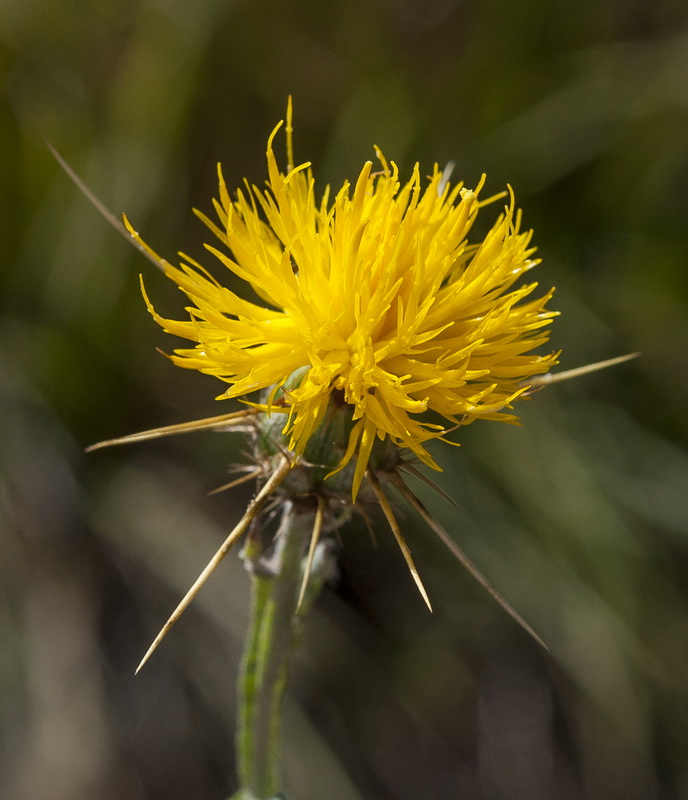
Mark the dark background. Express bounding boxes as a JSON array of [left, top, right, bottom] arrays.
[[2, 1, 688, 798]]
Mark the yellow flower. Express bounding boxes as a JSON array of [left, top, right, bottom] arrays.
[[53, 105, 636, 671], [137, 104, 558, 500]]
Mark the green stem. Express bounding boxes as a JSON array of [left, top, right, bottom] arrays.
[[235, 500, 320, 800]]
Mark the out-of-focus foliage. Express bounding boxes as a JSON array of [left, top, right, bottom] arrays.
[[1, 1, 687, 798]]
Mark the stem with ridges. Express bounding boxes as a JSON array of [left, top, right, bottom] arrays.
[[235, 499, 319, 799]]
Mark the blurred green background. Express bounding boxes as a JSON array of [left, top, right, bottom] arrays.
[[2, 1, 688, 798]]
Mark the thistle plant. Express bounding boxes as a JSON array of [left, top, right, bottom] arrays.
[[55, 100, 636, 800]]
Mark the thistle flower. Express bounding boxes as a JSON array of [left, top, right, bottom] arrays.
[[135, 102, 559, 500], [72, 101, 569, 669], [52, 105, 638, 798]]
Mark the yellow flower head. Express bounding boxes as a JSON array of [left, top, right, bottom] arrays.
[[141, 102, 558, 499]]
